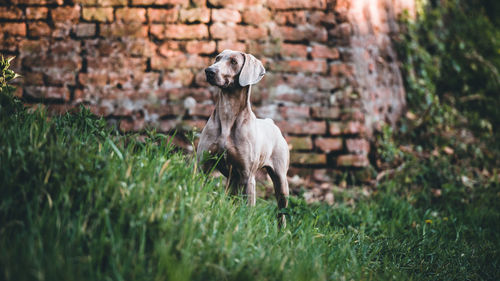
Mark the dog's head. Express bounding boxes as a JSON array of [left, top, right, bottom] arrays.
[[205, 50, 265, 89]]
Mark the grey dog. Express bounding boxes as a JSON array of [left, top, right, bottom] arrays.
[[197, 50, 290, 227]]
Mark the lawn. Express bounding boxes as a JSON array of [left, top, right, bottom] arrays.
[[1, 92, 498, 281]]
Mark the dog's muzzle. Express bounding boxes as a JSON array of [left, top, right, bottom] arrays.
[[205, 67, 216, 84]]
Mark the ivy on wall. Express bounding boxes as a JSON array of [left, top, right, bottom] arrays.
[[396, 0, 500, 141]]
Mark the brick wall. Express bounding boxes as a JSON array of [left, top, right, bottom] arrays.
[[1, 0, 414, 200]]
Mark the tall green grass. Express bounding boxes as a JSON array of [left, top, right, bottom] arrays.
[[1, 92, 499, 280]]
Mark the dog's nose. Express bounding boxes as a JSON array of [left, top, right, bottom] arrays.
[[205, 67, 216, 78]]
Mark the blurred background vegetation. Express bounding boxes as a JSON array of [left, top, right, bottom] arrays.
[[396, 0, 499, 145], [374, 0, 499, 195]]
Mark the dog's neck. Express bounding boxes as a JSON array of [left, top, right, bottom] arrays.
[[214, 85, 255, 140]]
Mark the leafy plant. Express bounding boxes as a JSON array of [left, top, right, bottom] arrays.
[[396, 0, 500, 141]]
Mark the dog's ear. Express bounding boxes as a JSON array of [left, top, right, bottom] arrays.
[[239, 53, 265, 87]]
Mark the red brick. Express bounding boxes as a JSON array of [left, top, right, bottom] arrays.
[[329, 22, 351, 45], [274, 11, 306, 25], [242, 7, 270, 25], [161, 69, 194, 86], [188, 104, 214, 117], [151, 24, 208, 40], [28, 22, 51, 37], [51, 39, 81, 55], [279, 106, 309, 119], [145, 104, 184, 117], [0, 7, 23, 20], [329, 63, 354, 77], [151, 53, 208, 70], [191, 0, 206, 7], [101, 22, 148, 37], [86, 56, 145, 72], [340, 108, 365, 121], [126, 39, 156, 57], [24, 72, 45, 86], [290, 152, 326, 165], [75, 0, 127, 5], [148, 9, 178, 23], [194, 70, 210, 87], [209, 22, 236, 40], [52, 6, 81, 22], [75, 23, 96, 37], [24, 86, 70, 101], [87, 103, 113, 116], [217, 40, 246, 52], [315, 137, 342, 153], [336, 154, 369, 167], [1, 23, 26, 36], [180, 8, 210, 23], [321, 12, 336, 26], [51, 22, 71, 38], [273, 25, 327, 42], [304, 11, 335, 26], [45, 70, 77, 86], [318, 76, 342, 90], [212, 9, 241, 22], [311, 106, 340, 119], [346, 139, 370, 155], [116, 8, 147, 22], [24, 56, 82, 77], [235, 25, 267, 40], [26, 7, 48, 20], [120, 119, 147, 132], [158, 41, 181, 57], [268, 0, 326, 9], [131, 0, 188, 6], [311, 44, 340, 59], [281, 43, 308, 58], [343, 121, 365, 135], [286, 136, 313, 150], [163, 88, 211, 101], [186, 41, 216, 54], [329, 121, 342, 135], [79, 73, 108, 86], [82, 8, 114, 22], [19, 39, 49, 54], [207, 0, 257, 10], [0, 36, 20, 52], [158, 120, 178, 133], [276, 120, 326, 135], [271, 60, 327, 74], [12, 0, 63, 4], [247, 41, 281, 56]]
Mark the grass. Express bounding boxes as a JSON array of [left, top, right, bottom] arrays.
[[0, 95, 499, 281]]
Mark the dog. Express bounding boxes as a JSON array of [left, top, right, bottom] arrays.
[[197, 50, 290, 227]]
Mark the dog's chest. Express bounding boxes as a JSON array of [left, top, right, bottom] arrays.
[[208, 137, 235, 156]]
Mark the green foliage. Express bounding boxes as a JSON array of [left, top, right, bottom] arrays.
[[371, 3, 500, 279], [0, 56, 20, 89], [0, 56, 23, 114], [397, 0, 500, 140], [1, 86, 499, 280]]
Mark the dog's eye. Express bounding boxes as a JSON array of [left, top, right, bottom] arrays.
[[215, 56, 221, 62], [230, 58, 237, 65]]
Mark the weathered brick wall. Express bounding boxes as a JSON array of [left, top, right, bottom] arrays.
[[1, 0, 414, 199]]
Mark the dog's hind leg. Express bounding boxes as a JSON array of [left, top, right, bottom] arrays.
[[266, 166, 289, 228]]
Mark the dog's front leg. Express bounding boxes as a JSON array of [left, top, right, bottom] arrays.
[[243, 175, 256, 206]]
